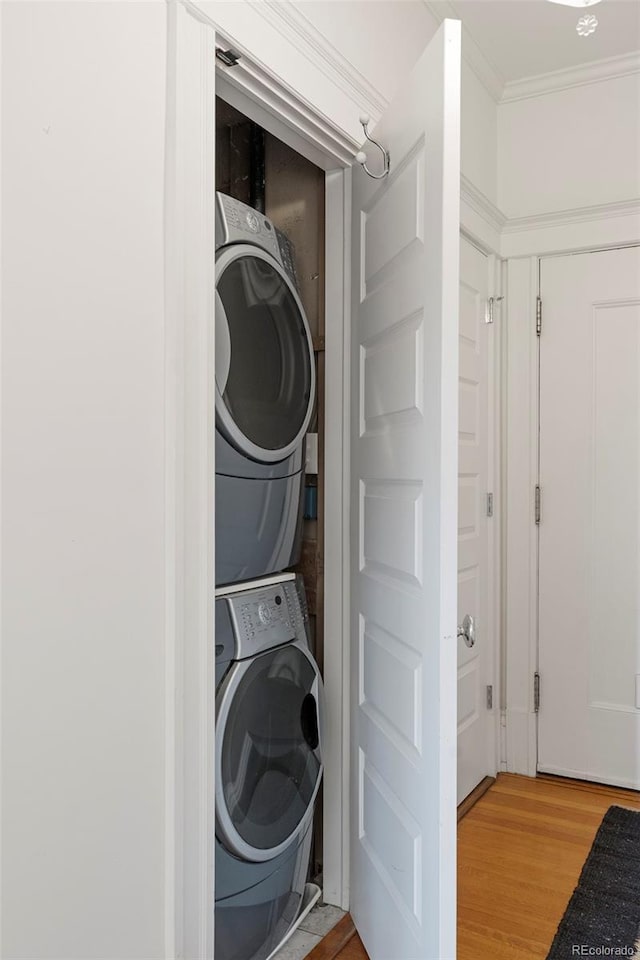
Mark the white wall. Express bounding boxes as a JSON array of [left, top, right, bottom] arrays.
[[498, 73, 640, 219], [1, 3, 168, 957], [461, 60, 497, 205]]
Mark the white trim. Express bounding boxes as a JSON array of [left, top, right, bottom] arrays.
[[501, 199, 640, 259], [505, 708, 538, 777], [502, 50, 640, 104], [487, 252, 503, 780], [322, 167, 352, 911], [165, 3, 216, 957], [460, 175, 505, 256], [214, 56, 357, 170], [538, 765, 640, 792], [164, 8, 179, 954], [503, 197, 640, 234], [461, 175, 506, 235], [209, 14, 358, 169], [503, 257, 539, 779], [0, 4, 3, 954], [252, 0, 387, 119], [426, 2, 639, 105]]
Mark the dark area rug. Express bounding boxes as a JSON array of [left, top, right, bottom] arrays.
[[546, 805, 640, 959]]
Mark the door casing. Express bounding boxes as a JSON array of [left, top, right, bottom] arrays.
[[167, 5, 503, 955]]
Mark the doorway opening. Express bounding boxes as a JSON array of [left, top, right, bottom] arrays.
[[215, 96, 329, 887]]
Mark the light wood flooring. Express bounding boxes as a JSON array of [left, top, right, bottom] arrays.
[[308, 773, 640, 960], [458, 773, 640, 960]]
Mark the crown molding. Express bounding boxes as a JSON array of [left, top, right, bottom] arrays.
[[501, 197, 640, 257], [423, 0, 504, 103], [501, 51, 640, 103], [502, 196, 640, 234], [250, 0, 388, 120], [461, 174, 506, 234]]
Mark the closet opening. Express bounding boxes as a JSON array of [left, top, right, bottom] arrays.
[[215, 96, 328, 887]]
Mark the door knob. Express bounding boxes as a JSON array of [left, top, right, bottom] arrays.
[[457, 614, 476, 648]]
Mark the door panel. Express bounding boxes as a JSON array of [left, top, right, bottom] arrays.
[[457, 237, 493, 803], [350, 20, 460, 960], [538, 246, 640, 789]]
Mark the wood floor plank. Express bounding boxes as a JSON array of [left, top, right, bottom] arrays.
[[333, 933, 368, 960]]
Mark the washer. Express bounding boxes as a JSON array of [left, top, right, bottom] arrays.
[[215, 574, 324, 960], [215, 193, 316, 587]]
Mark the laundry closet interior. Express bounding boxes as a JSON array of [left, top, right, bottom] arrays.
[[214, 92, 339, 960]]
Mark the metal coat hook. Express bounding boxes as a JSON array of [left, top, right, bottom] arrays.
[[355, 114, 390, 180]]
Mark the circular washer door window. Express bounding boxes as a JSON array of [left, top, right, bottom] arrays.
[[215, 643, 323, 862], [215, 245, 315, 463]]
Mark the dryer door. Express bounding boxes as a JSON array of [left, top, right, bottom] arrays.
[[215, 641, 323, 863], [215, 244, 315, 464]]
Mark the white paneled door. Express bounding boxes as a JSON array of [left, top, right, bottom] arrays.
[[457, 237, 493, 804], [538, 246, 640, 789], [350, 19, 460, 960]]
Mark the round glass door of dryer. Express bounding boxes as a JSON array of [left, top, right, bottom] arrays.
[[215, 244, 315, 463], [215, 642, 323, 862]]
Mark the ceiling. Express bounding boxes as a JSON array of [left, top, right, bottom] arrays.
[[444, 0, 640, 86]]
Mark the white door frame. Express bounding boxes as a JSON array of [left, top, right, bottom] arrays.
[[167, 2, 506, 954], [167, 6, 356, 957], [165, 4, 217, 958], [504, 223, 640, 779]]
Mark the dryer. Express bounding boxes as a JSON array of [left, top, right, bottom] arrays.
[[215, 574, 323, 960], [215, 193, 316, 587]]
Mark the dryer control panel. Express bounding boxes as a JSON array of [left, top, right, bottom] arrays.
[[227, 578, 308, 661], [215, 192, 282, 263]]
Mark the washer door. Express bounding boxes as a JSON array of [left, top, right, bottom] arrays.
[[216, 642, 323, 862], [215, 244, 315, 463]]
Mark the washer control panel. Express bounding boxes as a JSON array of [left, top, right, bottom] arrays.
[[215, 192, 282, 262], [227, 578, 308, 660]]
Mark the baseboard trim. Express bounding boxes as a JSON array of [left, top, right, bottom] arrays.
[[457, 776, 496, 822], [536, 771, 640, 797], [306, 914, 357, 960]]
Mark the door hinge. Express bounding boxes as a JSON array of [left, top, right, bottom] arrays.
[[534, 672, 541, 713], [535, 485, 541, 525], [486, 295, 504, 324], [486, 685, 493, 710], [536, 297, 542, 336], [486, 492, 494, 517]]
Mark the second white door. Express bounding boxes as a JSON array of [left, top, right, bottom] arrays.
[[457, 236, 495, 804], [538, 246, 640, 789]]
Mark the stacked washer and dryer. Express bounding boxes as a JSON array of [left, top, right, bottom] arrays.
[[214, 193, 324, 960]]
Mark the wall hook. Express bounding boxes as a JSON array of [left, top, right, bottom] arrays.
[[355, 114, 390, 180]]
